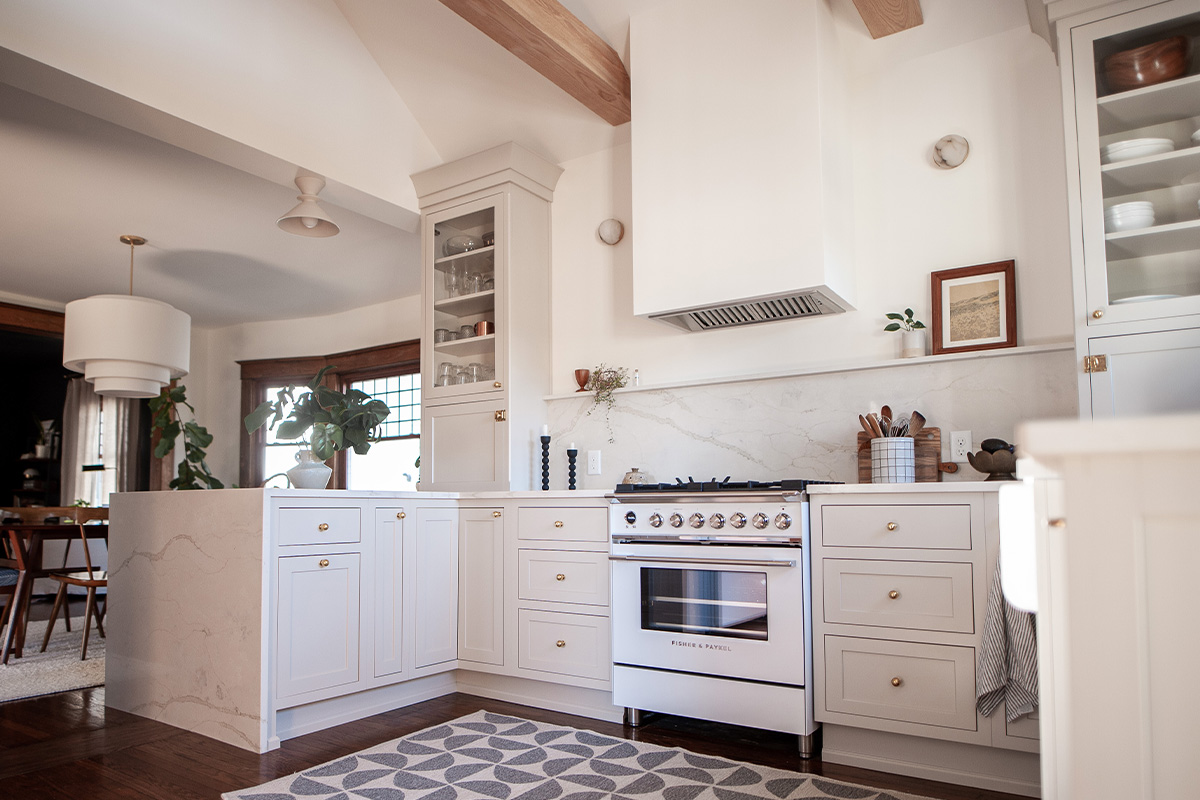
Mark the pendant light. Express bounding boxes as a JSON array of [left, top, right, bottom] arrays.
[[277, 173, 340, 237], [62, 235, 191, 398]]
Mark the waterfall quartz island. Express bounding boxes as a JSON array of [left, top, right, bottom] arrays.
[[106, 488, 615, 753]]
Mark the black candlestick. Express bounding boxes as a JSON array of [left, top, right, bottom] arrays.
[[540, 435, 551, 491], [567, 448, 578, 490]]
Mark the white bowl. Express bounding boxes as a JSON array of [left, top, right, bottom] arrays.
[[1105, 200, 1154, 215], [1105, 214, 1155, 233], [1105, 208, 1155, 221], [1192, 129, 1200, 146], [1101, 137, 1174, 163]]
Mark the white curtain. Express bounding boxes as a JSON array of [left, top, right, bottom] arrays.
[[60, 378, 138, 507]]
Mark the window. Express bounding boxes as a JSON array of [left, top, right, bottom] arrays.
[[239, 340, 420, 489]]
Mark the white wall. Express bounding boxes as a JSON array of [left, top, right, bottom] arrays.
[[189, 294, 423, 486], [548, 1, 1074, 394]]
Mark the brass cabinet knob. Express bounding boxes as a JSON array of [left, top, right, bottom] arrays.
[[397, 511, 406, 519], [1049, 518, 1066, 528], [554, 520, 564, 528], [888, 590, 899, 600], [319, 559, 330, 568], [555, 639, 566, 648], [494, 381, 502, 388], [556, 573, 566, 581], [493, 510, 502, 518], [891, 677, 903, 687], [886, 522, 897, 531], [1092, 309, 1104, 319], [494, 409, 507, 422], [318, 523, 329, 531]]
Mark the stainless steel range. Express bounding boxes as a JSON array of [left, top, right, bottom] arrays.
[[608, 479, 833, 757]]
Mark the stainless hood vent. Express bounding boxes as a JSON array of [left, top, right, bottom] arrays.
[[650, 289, 849, 333]]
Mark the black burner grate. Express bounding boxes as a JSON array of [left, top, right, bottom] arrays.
[[613, 478, 840, 494]]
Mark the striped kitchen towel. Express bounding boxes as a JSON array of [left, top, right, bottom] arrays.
[[976, 560, 1039, 721]]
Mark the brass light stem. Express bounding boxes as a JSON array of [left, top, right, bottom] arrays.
[[119, 234, 147, 296]]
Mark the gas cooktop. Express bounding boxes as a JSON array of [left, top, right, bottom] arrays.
[[613, 478, 839, 494]]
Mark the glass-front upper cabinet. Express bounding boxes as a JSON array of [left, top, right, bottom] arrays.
[[424, 194, 507, 401], [1071, 0, 1200, 323]]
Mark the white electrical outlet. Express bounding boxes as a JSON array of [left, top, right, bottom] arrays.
[[587, 450, 602, 475], [950, 430, 971, 462]]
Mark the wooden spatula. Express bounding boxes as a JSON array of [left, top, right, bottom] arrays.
[[909, 410, 926, 437]]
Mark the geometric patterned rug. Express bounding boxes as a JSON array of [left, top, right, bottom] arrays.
[[222, 710, 934, 800]]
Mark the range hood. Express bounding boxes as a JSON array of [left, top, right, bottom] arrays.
[[630, 0, 856, 330]]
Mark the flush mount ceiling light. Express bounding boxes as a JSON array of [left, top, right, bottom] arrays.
[[62, 235, 191, 398], [277, 173, 340, 237]]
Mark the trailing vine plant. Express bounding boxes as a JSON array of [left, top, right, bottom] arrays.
[[585, 363, 629, 443]]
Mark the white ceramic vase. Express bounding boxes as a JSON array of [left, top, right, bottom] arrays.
[[901, 329, 926, 359], [287, 449, 332, 489]]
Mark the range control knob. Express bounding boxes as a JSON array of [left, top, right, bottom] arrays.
[[730, 512, 747, 529], [689, 513, 706, 529], [649, 513, 663, 528], [669, 513, 684, 528], [708, 513, 725, 529], [752, 512, 769, 529], [624, 511, 637, 525], [774, 512, 792, 530]]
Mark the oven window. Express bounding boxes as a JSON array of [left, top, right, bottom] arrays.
[[640, 568, 768, 640]]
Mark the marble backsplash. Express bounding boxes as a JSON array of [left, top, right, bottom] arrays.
[[542, 349, 1077, 491]]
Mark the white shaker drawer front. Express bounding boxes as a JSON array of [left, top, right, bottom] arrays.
[[821, 504, 972, 550], [1007, 709, 1040, 741], [822, 559, 975, 633], [518, 507, 607, 542], [277, 507, 361, 546], [518, 550, 610, 607], [824, 636, 977, 731], [518, 609, 611, 681]]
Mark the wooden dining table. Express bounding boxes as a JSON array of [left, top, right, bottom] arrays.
[[1, 521, 108, 665]]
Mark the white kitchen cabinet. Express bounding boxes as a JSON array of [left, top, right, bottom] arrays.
[[809, 484, 1039, 797], [413, 143, 562, 491], [373, 507, 405, 678], [413, 504, 459, 668], [458, 507, 505, 665], [276, 552, 361, 699], [1058, 0, 1200, 416]]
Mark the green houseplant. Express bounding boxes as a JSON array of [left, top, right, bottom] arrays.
[[585, 363, 629, 443], [150, 384, 224, 489], [244, 366, 391, 463], [884, 308, 927, 359]]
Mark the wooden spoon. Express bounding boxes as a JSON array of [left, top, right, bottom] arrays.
[[909, 410, 926, 437], [867, 413, 885, 438], [858, 415, 875, 437]]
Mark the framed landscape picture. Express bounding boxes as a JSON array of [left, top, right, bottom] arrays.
[[930, 260, 1016, 355]]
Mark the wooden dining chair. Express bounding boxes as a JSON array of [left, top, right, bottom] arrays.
[[40, 523, 107, 660], [0, 545, 18, 642]]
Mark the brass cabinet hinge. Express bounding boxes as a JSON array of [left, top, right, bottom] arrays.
[[1083, 354, 1108, 373]]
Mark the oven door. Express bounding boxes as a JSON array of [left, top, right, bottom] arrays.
[[610, 542, 806, 686]]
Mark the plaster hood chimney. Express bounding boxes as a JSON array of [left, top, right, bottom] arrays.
[[631, 0, 856, 331]]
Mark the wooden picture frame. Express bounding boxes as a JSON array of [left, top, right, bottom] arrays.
[[930, 260, 1016, 355]]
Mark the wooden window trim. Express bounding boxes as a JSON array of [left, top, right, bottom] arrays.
[[0, 301, 64, 337], [238, 340, 420, 488]]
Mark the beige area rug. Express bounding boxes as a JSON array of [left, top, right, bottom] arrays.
[[0, 617, 105, 703], [224, 710, 934, 800]]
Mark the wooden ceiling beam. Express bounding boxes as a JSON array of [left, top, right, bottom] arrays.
[[438, 0, 631, 126], [852, 0, 923, 39]]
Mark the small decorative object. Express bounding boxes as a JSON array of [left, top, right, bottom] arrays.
[[932, 134, 969, 169], [585, 364, 630, 443], [33, 418, 56, 458], [597, 218, 625, 245], [482, 231, 495, 247], [474, 320, 494, 336], [622, 468, 649, 485], [871, 437, 915, 484], [245, 365, 391, 465], [442, 235, 481, 256], [540, 426, 551, 491], [884, 308, 927, 359], [574, 369, 590, 393], [930, 260, 1017, 355], [967, 438, 1017, 480], [150, 384, 225, 489], [288, 449, 334, 489], [567, 443, 578, 490], [1102, 36, 1188, 94]]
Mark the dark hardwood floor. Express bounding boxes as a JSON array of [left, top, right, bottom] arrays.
[[0, 681, 1031, 800]]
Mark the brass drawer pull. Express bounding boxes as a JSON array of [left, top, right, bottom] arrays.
[[886, 522, 897, 531], [493, 510, 502, 518], [554, 520, 564, 528], [888, 590, 899, 600], [555, 640, 566, 648], [494, 381, 502, 388], [891, 677, 903, 687], [397, 511, 406, 519], [319, 559, 330, 568], [495, 409, 507, 422], [556, 573, 566, 581], [318, 523, 329, 531], [1049, 518, 1066, 528]]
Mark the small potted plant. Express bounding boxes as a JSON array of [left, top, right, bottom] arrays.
[[884, 309, 927, 358], [244, 366, 390, 489], [585, 363, 629, 443]]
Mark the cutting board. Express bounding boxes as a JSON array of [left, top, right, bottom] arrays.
[[857, 427, 943, 484]]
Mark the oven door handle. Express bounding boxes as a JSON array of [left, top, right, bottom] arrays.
[[608, 554, 796, 568]]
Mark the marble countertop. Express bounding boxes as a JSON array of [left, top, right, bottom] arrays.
[[808, 480, 1005, 494]]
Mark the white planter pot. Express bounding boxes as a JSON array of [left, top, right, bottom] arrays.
[[901, 329, 926, 358], [287, 449, 332, 489], [871, 437, 915, 484]]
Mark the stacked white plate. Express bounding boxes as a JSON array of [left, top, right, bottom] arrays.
[[1192, 129, 1200, 147], [1100, 137, 1174, 164], [1105, 201, 1155, 232]]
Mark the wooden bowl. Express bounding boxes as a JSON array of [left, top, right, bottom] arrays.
[[1103, 36, 1189, 93]]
